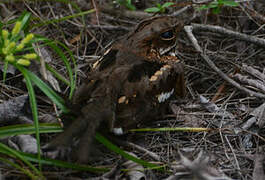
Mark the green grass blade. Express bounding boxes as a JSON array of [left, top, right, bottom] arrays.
[[0, 142, 44, 178], [33, 36, 76, 100], [0, 146, 109, 173], [2, 61, 8, 83], [25, 36, 72, 87], [161, 2, 174, 8], [19, 11, 31, 32], [45, 64, 70, 86], [95, 133, 163, 170], [32, 9, 95, 28], [16, 65, 42, 171], [0, 123, 108, 173], [0, 157, 37, 179], [0, 123, 63, 138], [223, 0, 239, 6], [50, 40, 76, 99], [24, 69, 69, 112], [23, 152, 109, 173], [144, 7, 161, 13]]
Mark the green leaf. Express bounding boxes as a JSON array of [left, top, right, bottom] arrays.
[[125, 0, 136, 10], [208, 1, 219, 8], [223, 0, 239, 6], [161, 2, 174, 8], [19, 11, 31, 33], [0, 21, 3, 29], [197, 4, 210, 10], [144, 7, 161, 13], [212, 7, 221, 14], [126, 3, 136, 11], [156, 3, 162, 9]]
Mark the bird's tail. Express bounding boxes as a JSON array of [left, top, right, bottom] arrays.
[[43, 98, 112, 163]]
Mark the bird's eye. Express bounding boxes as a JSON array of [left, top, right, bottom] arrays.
[[160, 30, 174, 40]]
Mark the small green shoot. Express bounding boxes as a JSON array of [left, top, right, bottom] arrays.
[[0, 11, 72, 178], [0, 12, 44, 175], [145, 2, 174, 13], [1, 23, 37, 81], [198, 0, 239, 14], [115, 0, 136, 11], [95, 133, 164, 170]]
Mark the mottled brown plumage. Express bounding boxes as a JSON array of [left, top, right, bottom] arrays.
[[44, 16, 186, 163]]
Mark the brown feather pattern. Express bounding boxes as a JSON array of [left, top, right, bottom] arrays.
[[43, 16, 186, 163]]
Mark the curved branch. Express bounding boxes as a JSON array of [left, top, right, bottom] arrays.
[[184, 25, 265, 99]]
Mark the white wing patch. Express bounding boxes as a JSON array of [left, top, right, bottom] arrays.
[[112, 127, 124, 135], [157, 89, 174, 103]]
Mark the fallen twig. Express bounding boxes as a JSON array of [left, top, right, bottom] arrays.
[[250, 102, 265, 128], [184, 25, 265, 98], [199, 95, 235, 119], [241, 64, 265, 82], [0, 95, 33, 124], [233, 73, 265, 93], [253, 147, 265, 180], [191, 23, 265, 48], [86, 24, 130, 31], [100, 6, 151, 19]]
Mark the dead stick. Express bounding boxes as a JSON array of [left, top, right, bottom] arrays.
[[191, 23, 265, 48], [184, 25, 265, 99]]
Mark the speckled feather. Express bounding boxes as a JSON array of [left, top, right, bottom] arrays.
[[44, 16, 186, 163]]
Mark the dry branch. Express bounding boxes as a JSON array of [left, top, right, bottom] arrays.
[[241, 64, 265, 82], [184, 25, 265, 98], [0, 95, 32, 124], [86, 24, 130, 31], [250, 102, 265, 128], [233, 74, 265, 93], [191, 23, 265, 48], [253, 147, 265, 180], [100, 6, 151, 19], [199, 95, 235, 119]]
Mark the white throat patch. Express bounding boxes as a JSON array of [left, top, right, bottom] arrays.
[[157, 89, 174, 103]]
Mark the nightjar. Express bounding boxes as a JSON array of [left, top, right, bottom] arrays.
[[44, 16, 186, 163]]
